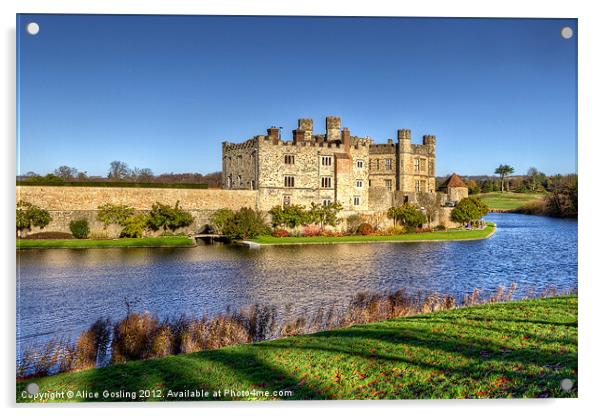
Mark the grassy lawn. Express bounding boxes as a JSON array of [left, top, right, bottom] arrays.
[[251, 224, 496, 245], [478, 192, 545, 210], [17, 296, 577, 401], [16, 236, 195, 249]]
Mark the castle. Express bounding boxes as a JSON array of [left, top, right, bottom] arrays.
[[222, 116, 449, 213], [15, 116, 468, 238]]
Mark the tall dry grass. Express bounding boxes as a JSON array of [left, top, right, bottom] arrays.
[[17, 283, 574, 378]]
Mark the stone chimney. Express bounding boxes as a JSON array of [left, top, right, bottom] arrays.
[[298, 118, 313, 142], [326, 116, 341, 141], [292, 129, 304, 144], [342, 127, 350, 153], [267, 126, 279, 144]]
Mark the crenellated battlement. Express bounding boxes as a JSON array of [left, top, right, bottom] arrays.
[[411, 143, 434, 156], [222, 137, 258, 151], [369, 137, 397, 154]]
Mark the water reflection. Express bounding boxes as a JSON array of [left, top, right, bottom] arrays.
[[17, 213, 577, 351]]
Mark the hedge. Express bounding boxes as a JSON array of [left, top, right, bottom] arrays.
[[16, 181, 209, 189]]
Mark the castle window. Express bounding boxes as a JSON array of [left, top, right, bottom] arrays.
[[283, 195, 291, 206], [353, 195, 361, 206], [414, 158, 420, 172], [356, 159, 364, 168], [356, 180, 363, 188], [420, 159, 426, 172], [284, 176, 295, 188], [237, 175, 242, 186], [384, 179, 392, 191], [321, 176, 332, 188], [369, 180, 372, 187], [284, 154, 295, 165], [415, 179, 421, 192], [321, 156, 332, 166], [322, 199, 332, 206], [429, 160, 434, 175], [227, 175, 232, 189], [421, 180, 427, 192], [251, 180, 256, 190], [385, 159, 393, 171]]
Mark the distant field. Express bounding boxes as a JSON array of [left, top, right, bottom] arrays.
[[478, 192, 545, 210]]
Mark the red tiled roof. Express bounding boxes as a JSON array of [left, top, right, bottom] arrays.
[[439, 173, 467, 189]]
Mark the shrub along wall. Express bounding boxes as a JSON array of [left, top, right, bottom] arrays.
[[16, 186, 258, 237]]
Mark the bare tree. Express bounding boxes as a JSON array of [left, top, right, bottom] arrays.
[[107, 161, 130, 181], [53, 166, 78, 180], [417, 192, 440, 227], [130, 167, 154, 182]]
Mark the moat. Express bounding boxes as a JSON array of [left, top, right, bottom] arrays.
[[17, 213, 577, 353]]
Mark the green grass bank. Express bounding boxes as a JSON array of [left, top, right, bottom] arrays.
[[478, 192, 545, 211], [251, 224, 496, 245], [17, 296, 577, 402], [16, 236, 195, 249]]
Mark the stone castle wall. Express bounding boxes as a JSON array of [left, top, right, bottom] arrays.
[[448, 187, 469, 203], [17, 186, 258, 237], [222, 117, 438, 212], [249, 136, 372, 211], [222, 138, 258, 190]]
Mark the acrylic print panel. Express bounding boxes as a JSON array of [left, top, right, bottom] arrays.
[[16, 14, 577, 402]]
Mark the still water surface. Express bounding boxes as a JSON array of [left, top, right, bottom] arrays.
[[17, 213, 577, 351]]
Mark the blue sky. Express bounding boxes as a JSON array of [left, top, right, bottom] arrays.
[[17, 15, 577, 177]]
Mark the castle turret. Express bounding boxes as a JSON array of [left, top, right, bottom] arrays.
[[397, 129, 412, 152], [423, 134, 436, 155], [423, 135, 436, 145], [326, 116, 341, 142]]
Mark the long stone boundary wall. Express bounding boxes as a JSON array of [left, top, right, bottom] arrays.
[[16, 186, 461, 237], [17, 186, 258, 236]]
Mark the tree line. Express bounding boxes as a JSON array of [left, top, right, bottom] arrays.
[[19, 161, 221, 188], [455, 165, 576, 196], [452, 164, 577, 218]]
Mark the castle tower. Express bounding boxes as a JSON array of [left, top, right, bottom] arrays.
[[423, 135, 436, 184], [397, 129, 412, 152], [423, 134, 436, 154], [326, 116, 341, 142], [396, 129, 412, 191]]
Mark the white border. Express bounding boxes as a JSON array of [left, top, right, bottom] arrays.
[[2, 1, 600, 415]]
